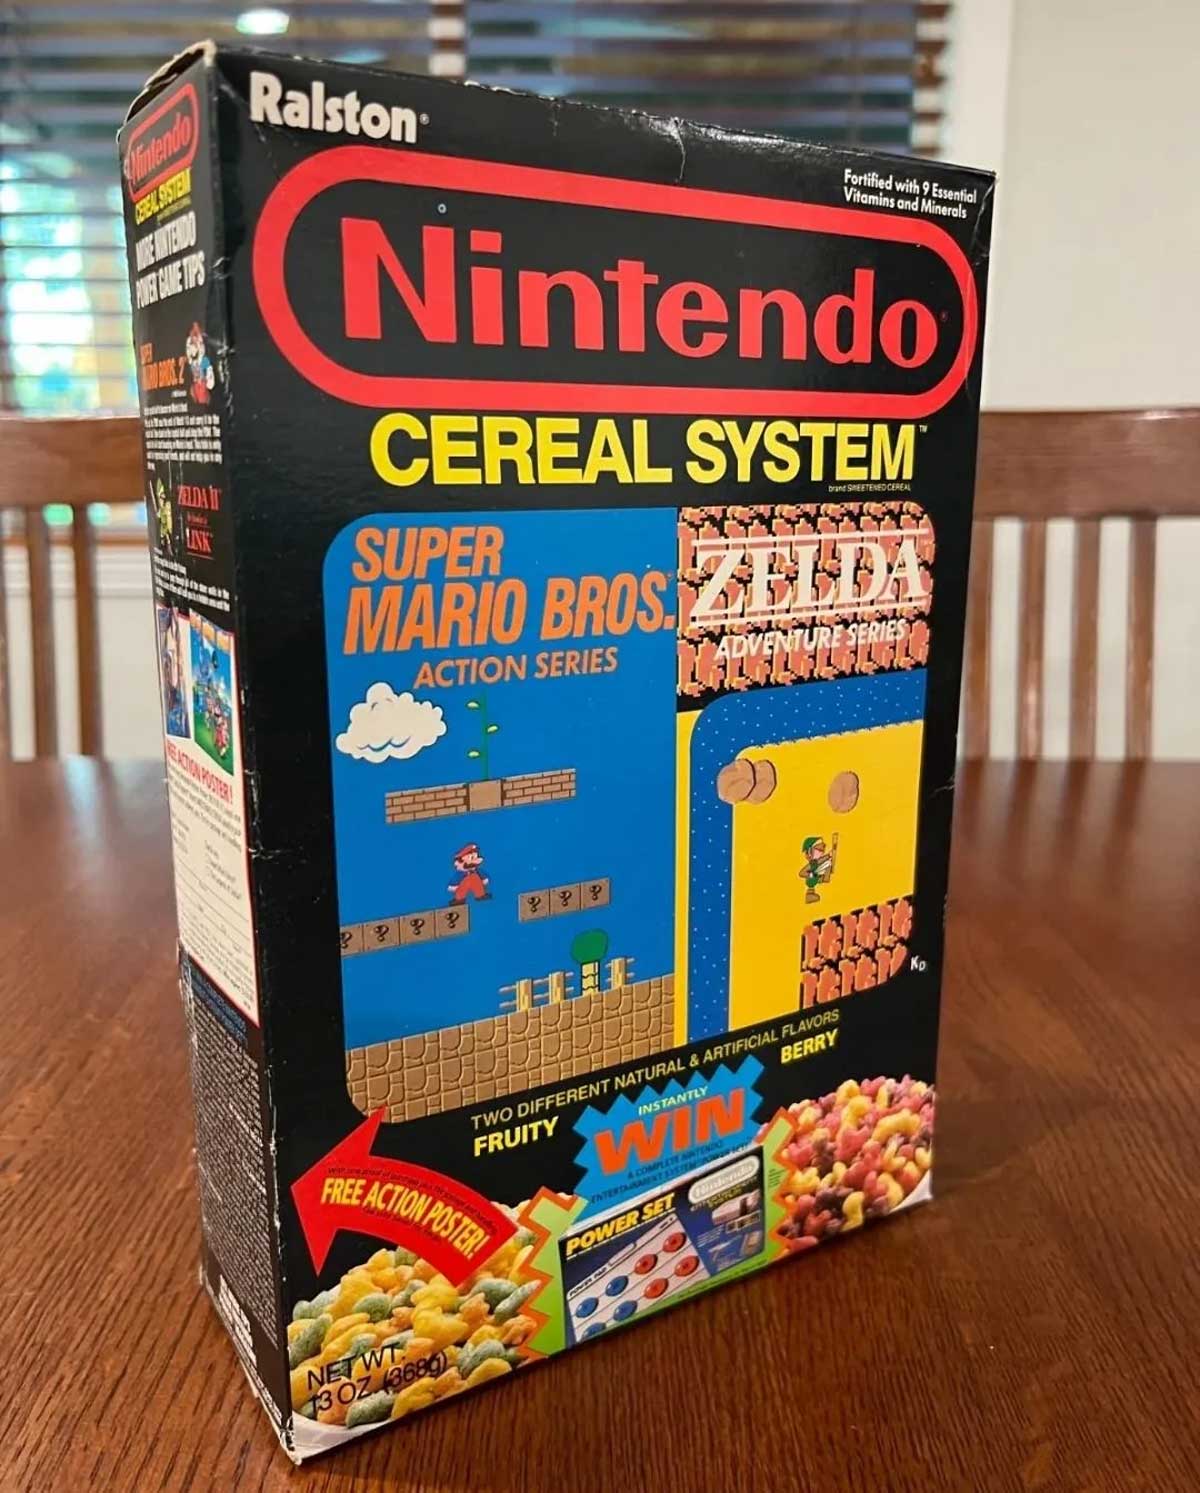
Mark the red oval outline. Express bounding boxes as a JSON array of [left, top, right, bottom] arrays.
[[124, 82, 200, 204], [253, 145, 979, 419]]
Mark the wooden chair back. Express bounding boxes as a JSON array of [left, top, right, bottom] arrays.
[[1, 409, 1197, 759], [0, 414, 142, 758], [966, 408, 1200, 761]]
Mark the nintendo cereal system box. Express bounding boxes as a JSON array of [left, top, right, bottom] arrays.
[[119, 44, 992, 1461]]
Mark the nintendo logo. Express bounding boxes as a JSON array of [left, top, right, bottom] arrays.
[[253, 145, 980, 420], [123, 82, 199, 203]]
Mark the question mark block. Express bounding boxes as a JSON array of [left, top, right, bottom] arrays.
[[399, 912, 435, 946], [519, 890, 549, 922], [435, 905, 471, 939], [339, 924, 365, 957], [582, 878, 611, 910], [366, 917, 400, 950], [550, 883, 582, 916]]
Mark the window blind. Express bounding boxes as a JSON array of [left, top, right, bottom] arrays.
[[0, 1, 435, 415], [463, 2, 949, 150], [0, 0, 949, 418]]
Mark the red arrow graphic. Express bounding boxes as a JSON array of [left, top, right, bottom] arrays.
[[290, 1108, 516, 1283]]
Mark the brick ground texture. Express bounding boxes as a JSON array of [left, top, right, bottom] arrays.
[[346, 975, 674, 1121]]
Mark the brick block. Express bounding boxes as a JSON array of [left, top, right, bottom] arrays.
[[468, 779, 503, 811]]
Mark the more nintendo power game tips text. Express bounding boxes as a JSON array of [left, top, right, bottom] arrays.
[[119, 43, 992, 1461]]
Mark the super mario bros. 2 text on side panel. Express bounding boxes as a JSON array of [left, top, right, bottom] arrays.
[[120, 42, 991, 1462]]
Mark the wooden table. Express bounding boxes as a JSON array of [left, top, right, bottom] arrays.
[[1, 760, 1196, 1491]]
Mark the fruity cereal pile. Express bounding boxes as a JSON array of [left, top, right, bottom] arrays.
[[288, 1211, 541, 1430], [776, 1075, 934, 1249]]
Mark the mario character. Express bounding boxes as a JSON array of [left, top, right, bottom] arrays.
[[213, 706, 230, 759], [153, 479, 173, 553], [185, 323, 215, 404], [449, 843, 490, 904], [800, 834, 837, 904]]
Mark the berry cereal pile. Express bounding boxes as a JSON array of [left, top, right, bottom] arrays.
[[288, 1210, 540, 1430], [775, 1076, 933, 1250]]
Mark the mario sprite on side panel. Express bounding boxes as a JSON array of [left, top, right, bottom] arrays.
[[120, 44, 991, 1460]]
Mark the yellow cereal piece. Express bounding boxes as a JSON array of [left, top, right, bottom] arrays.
[[290, 1361, 321, 1409], [467, 1325, 503, 1347], [326, 1312, 370, 1340], [790, 1167, 820, 1196], [413, 1260, 436, 1283], [329, 1274, 377, 1319], [793, 1103, 820, 1132], [841, 1095, 872, 1128], [367, 1248, 394, 1272], [349, 1360, 390, 1396], [488, 1245, 518, 1276], [287, 1319, 309, 1343], [412, 1309, 470, 1352], [842, 1192, 865, 1231], [372, 1267, 401, 1292], [465, 1357, 512, 1388], [834, 1079, 860, 1105], [829, 1161, 847, 1184], [873, 1110, 920, 1144], [879, 1173, 905, 1210], [460, 1293, 490, 1329], [412, 1279, 460, 1312], [915, 1146, 932, 1171], [390, 1384, 435, 1421], [401, 1336, 435, 1362], [317, 1397, 349, 1427], [500, 1315, 534, 1346]]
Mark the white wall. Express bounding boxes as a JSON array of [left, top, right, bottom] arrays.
[[985, 0, 1200, 408], [948, 0, 1200, 758], [5, 2, 1199, 760], [3, 546, 161, 760]]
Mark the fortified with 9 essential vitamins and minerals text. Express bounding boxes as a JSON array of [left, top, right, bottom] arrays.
[[119, 43, 992, 1461]]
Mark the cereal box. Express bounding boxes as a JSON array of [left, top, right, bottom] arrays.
[[119, 44, 992, 1461]]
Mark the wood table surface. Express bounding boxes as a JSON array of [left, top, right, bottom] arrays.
[[1, 759, 1197, 1492]]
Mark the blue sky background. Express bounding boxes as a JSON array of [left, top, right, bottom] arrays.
[[324, 507, 677, 1049]]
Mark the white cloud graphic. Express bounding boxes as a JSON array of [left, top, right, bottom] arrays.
[[335, 683, 446, 763]]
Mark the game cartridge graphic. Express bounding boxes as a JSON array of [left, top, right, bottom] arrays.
[[562, 1148, 766, 1344]]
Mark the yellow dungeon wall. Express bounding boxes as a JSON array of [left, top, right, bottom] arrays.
[[675, 715, 922, 1038]]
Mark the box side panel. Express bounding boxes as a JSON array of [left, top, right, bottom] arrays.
[[118, 54, 292, 1446]]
